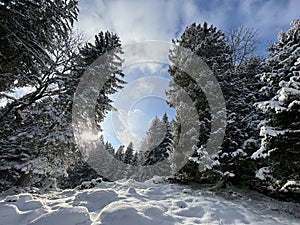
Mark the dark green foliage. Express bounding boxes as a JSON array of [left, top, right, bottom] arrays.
[[124, 142, 135, 165], [217, 55, 264, 185], [167, 22, 232, 182], [79, 31, 126, 128], [253, 20, 300, 194], [0, 0, 78, 92], [167, 22, 266, 187], [57, 163, 101, 189], [140, 114, 173, 166], [115, 145, 125, 161], [0, 2, 125, 192]]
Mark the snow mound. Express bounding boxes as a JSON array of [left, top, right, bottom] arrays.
[[28, 207, 91, 225], [97, 201, 173, 225], [0, 178, 299, 225], [73, 189, 119, 212]]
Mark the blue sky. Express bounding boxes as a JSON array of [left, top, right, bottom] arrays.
[[101, 64, 176, 149], [76, 0, 300, 149]]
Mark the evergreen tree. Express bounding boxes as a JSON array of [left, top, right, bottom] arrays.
[[78, 137, 117, 184], [139, 115, 172, 166], [167, 22, 265, 186], [0, 29, 125, 191], [216, 55, 264, 185], [145, 114, 173, 166], [160, 113, 174, 155], [131, 151, 138, 166], [167, 94, 200, 180], [115, 145, 125, 161], [167, 22, 231, 182], [105, 142, 115, 155], [252, 19, 300, 194], [0, 0, 78, 92], [0, 31, 82, 191], [139, 117, 164, 154], [68, 30, 126, 184], [78, 31, 126, 129], [123, 142, 134, 165]]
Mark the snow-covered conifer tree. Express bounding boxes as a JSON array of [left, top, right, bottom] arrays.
[[167, 22, 231, 182], [140, 116, 170, 165], [0, 29, 125, 191], [252, 20, 300, 193]]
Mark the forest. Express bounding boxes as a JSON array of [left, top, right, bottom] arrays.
[[0, 0, 299, 211]]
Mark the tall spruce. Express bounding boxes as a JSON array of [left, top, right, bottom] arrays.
[[167, 22, 231, 182], [123, 142, 135, 165], [167, 22, 265, 185], [0, 29, 125, 191], [252, 19, 300, 194], [141, 113, 173, 166]]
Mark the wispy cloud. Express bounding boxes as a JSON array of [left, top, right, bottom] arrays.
[[114, 76, 170, 109], [76, 0, 187, 43], [105, 76, 171, 147], [77, 0, 299, 54], [114, 108, 149, 147]]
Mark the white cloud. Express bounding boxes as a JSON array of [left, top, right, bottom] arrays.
[[128, 109, 149, 138], [113, 76, 170, 111], [114, 109, 137, 146], [122, 41, 171, 73], [238, 0, 300, 39], [76, 0, 188, 43], [124, 63, 167, 79], [77, 0, 299, 53], [112, 108, 149, 147], [102, 75, 171, 148]]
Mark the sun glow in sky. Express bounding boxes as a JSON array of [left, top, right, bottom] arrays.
[[76, 0, 300, 148]]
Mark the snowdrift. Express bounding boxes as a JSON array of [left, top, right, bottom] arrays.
[[0, 177, 299, 225]]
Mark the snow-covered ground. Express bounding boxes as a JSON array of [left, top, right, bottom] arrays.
[[0, 177, 299, 225]]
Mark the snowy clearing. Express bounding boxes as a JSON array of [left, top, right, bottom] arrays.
[[0, 177, 299, 225]]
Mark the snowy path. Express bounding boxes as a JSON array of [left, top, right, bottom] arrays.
[[0, 177, 299, 225]]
